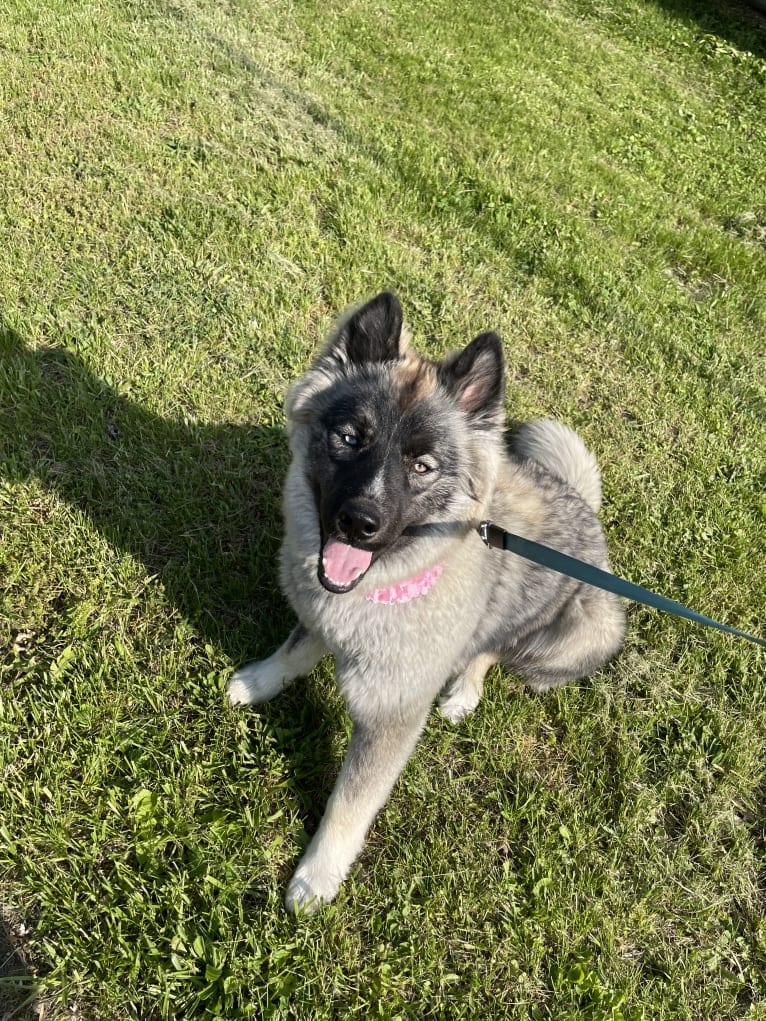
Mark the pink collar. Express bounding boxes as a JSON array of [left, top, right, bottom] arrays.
[[365, 564, 444, 604]]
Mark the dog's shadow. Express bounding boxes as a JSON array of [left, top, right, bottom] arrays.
[[1, 323, 340, 804], [1, 322, 292, 654]]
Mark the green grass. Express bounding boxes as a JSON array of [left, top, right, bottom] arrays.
[[1, 0, 765, 1017]]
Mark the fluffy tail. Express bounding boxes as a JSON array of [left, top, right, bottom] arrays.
[[512, 419, 603, 513]]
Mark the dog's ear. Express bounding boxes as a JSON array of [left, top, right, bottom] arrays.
[[327, 292, 404, 367], [286, 293, 404, 426], [439, 332, 505, 426]]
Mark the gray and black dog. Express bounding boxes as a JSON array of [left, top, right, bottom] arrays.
[[228, 292, 625, 912]]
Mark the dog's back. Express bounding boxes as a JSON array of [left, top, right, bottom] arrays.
[[468, 420, 624, 693], [512, 418, 602, 513]]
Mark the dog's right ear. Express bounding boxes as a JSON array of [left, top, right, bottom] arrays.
[[286, 293, 404, 428], [324, 292, 404, 368]]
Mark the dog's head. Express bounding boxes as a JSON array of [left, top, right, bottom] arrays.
[[287, 292, 505, 593]]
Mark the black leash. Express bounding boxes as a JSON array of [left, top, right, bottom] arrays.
[[478, 521, 766, 650]]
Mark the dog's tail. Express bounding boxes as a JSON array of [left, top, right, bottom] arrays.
[[512, 419, 603, 513]]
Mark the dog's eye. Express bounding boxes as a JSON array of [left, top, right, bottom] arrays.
[[341, 433, 359, 448], [412, 461, 430, 475]]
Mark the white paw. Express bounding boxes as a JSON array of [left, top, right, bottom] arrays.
[[227, 657, 288, 706], [437, 686, 481, 724], [285, 860, 342, 915]]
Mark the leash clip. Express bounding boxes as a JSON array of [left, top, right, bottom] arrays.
[[478, 520, 505, 549]]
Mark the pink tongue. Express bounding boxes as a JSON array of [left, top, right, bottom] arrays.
[[322, 537, 373, 585]]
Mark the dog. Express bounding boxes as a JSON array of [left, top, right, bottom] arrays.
[[228, 292, 626, 912]]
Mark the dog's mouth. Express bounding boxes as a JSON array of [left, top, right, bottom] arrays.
[[318, 536, 375, 594]]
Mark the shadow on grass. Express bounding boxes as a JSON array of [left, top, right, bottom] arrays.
[[1, 320, 346, 825], [649, 0, 766, 57], [0, 916, 37, 1021], [0, 321, 291, 663]]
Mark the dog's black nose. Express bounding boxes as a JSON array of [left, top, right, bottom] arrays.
[[336, 501, 381, 545]]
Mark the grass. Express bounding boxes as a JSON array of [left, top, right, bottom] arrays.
[[0, 0, 765, 1017]]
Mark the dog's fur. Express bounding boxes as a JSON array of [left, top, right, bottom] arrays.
[[228, 292, 625, 912]]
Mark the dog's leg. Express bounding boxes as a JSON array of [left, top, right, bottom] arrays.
[[437, 652, 498, 723], [512, 589, 625, 692], [227, 624, 326, 705], [285, 709, 429, 913]]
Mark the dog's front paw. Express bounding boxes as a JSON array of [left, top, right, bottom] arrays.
[[285, 859, 343, 915], [437, 658, 493, 723], [437, 684, 481, 723], [227, 658, 288, 706]]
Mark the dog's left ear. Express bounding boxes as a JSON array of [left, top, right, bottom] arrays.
[[439, 332, 505, 426]]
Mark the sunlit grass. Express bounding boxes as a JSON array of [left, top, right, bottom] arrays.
[[1, 0, 765, 1017]]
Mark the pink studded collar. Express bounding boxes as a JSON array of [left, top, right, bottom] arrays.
[[365, 564, 444, 605]]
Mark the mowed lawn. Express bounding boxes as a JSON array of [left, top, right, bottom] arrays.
[[1, 0, 765, 1017]]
